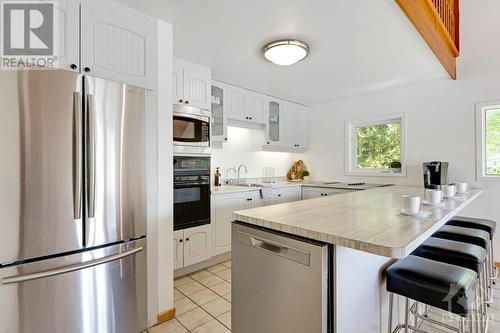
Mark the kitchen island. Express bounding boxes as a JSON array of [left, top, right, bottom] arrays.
[[231, 185, 482, 333]]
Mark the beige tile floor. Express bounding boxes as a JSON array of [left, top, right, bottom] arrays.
[[150, 260, 500, 333], [149, 261, 232, 333]]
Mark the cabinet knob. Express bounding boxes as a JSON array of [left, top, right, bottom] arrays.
[[185, 100, 189, 104], [186, 238, 190, 241], [225, 138, 228, 141], [179, 99, 183, 103], [70, 64, 77, 70], [278, 194, 281, 197], [84, 67, 90, 73], [325, 194, 328, 196], [267, 142, 270, 144], [249, 117, 252, 120], [245, 117, 248, 119], [247, 198, 252, 201], [179, 239, 183, 243]]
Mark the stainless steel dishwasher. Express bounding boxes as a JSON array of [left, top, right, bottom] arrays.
[[232, 222, 334, 333]]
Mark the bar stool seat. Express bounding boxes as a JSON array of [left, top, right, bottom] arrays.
[[386, 255, 477, 316], [412, 237, 486, 273], [433, 225, 490, 249], [447, 216, 496, 239]]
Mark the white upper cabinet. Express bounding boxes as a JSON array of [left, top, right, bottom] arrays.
[[211, 81, 229, 143], [173, 58, 211, 110], [292, 103, 309, 149], [245, 92, 266, 123], [229, 86, 248, 121], [81, 0, 156, 88], [173, 62, 184, 103], [51, 0, 80, 72], [227, 86, 266, 124], [263, 100, 308, 151]]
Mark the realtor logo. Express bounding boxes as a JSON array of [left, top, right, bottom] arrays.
[[1, 1, 58, 69]]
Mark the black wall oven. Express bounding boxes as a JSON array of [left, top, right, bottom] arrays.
[[174, 156, 211, 231]]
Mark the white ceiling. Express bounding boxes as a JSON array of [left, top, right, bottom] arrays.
[[117, 0, 448, 105]]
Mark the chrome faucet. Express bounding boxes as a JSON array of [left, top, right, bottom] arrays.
[[225, 167, 237, 183], [237, 164, 248, 181]]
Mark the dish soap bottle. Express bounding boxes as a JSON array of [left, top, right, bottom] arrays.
[[214, 167, 221, 186]]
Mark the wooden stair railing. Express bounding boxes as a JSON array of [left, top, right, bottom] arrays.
[[395, 0, 459, 79]]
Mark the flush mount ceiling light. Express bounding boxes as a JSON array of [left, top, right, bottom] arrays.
[[262, 39, 309, 66]]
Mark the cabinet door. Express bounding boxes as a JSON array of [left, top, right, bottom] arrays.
[[183, 225, 212, 266], [212, 193, 247, 255], [293, 105, 309, 149], [246, 92, 265, 124], [50, 0, 80, 72], [211, 81, 228, 142], [183, 67, 211, 109], [229, 87, 247, 121], [174, 230, 184, 270], [276, 187, 302, 204], [81, 0, 155, 88], [280, 102, 295, 147], [244, 191, 262, 208], [266, 98, 282, 146], [302, 187, 323, 200], [173, 63, 184, 104]]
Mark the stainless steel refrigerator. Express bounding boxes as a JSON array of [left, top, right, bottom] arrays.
[[0, 70, 147, 333]]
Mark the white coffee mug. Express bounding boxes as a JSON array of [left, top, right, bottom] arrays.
[[455, 182, 469, 194], [401, 195, 421, 215], [425, 189, 444, 205], [442, 185, 456, 198]]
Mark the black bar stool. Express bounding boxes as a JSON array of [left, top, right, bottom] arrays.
[[447, 217, 497, 282], [412, 237, 487, 332], [386, 255, 477, 333], [433, 225, 493, 306]]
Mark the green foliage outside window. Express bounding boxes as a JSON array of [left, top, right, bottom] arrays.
[[485, 109, 500, 175], [356, 122, 401, 169]]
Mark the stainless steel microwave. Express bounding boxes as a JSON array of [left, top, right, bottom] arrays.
[[173, 104, 211, 155]]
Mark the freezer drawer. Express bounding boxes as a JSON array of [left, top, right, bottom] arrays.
[[0, 238, 147, 333], [232, 222, 333, 333]]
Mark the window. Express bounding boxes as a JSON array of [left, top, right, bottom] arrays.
[[476, 101, 500, 180], [345, 114, 406, 177]]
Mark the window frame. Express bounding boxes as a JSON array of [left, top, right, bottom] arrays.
[[345, 113, 407, 177], [475, 101, 500, 181]]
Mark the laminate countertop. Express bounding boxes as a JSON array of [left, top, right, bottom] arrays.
[[233, 185, 482, 258]]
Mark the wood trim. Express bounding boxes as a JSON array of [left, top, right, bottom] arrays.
[[156, 308, 175, 324], [395, 0, 458, 79]]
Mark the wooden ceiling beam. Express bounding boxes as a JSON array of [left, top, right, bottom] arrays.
[[395, 0, 459, 79]]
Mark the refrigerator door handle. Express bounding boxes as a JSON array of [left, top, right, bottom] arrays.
[[73, 92, 82, 219], [2, 247, 143, 285], [86, 94, 96, 218]]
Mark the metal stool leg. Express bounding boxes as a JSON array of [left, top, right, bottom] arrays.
[[404, 298, 409, 333], [388, 292, 393, 333]]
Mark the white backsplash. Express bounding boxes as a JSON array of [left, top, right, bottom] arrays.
[[211, 126, 305, 179]]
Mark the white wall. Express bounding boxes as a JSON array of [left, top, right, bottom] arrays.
[[306, 0, 500, 260], [211, 126, 305, 179]]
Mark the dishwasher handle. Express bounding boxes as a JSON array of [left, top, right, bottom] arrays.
[[236, 231, 311, 266]]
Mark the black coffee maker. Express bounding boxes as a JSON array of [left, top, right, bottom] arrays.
[[423, 161, 449, 189]]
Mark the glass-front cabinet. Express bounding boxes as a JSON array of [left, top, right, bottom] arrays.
[[266, 98, 282, 145], [211, 81, 228, 143]]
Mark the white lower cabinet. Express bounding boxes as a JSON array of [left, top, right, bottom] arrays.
[[302, 187, 353, 200], [212, 191, 261, 255], [174, 224, 212, 270], [276, 186, 302, 204]]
